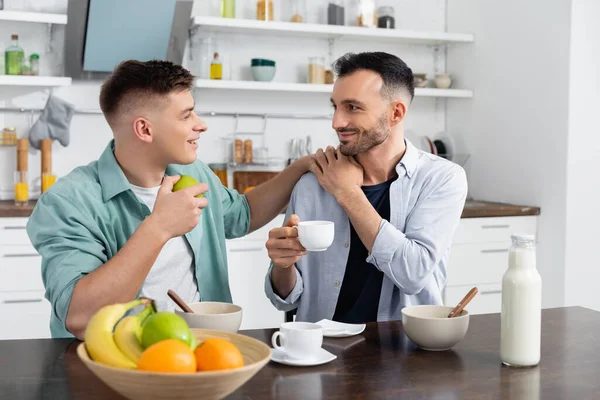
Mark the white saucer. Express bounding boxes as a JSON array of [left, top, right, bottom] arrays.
[[270, 348, 337, 367], [316, 319, 366, 338]]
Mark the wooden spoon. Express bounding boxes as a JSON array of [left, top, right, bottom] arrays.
[[167, 289, 194, 313], [447, 287, 478, 318]]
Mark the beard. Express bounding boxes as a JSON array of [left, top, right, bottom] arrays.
[[338, 113, 391, 156]]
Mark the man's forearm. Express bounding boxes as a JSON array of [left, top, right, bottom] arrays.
[[245, 157, 310, 232], [271, 265, 297, 299], [66, 217, 168, 339], [336, 187, 382, 252]]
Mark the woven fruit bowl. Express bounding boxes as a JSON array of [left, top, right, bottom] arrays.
[[78, 329, 271, 400]]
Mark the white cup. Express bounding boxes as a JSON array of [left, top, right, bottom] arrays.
[[271, 322, 323, 360], [294, 221, 335, 252]]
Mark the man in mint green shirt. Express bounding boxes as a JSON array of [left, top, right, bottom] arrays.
[[27, 60, 310, 339]]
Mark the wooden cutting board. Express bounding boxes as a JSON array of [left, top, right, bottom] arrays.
[[233, 171, 279, 194]]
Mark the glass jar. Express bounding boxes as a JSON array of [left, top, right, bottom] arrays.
[[209, 163, 228, 187], [14, 171, 28, 206], [29, 53, 40, 76], [221, 0, 235, 18], [356, 0, 376, 27], [377, 6, 395, 29], [2, 127, 16, 145], [256, 0, 274, 21], [42, 172, 56, 193], [308, 57, 325, 84], [287, 0, 306, 23], [327, 0, 345, 25], [500, 234, 542, 367]]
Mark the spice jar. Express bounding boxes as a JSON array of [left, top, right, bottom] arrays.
[[328, 0, 345, 25], [29, 53, 40, 76], [256, 0, 274, 21], [2, 127, 17, 145], [377, 6, 395, 29], [356, 0, 376, 27], [243, 140, 253, 163], [234, 139, 243, 163], [287, 0, 306, 22], [209, 163, 228, 187], [308, 57, 325, 84]]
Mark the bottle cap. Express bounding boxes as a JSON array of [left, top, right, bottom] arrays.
[[511, 233, 535, 242], [30, 53, 40, 60], [11, 34, 18, 40]]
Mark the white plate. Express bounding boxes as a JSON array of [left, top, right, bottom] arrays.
[[316, 319, 366, 338], [270, 347, 337, 367]]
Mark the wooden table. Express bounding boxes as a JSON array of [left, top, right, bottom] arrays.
[[0, 307, 596, 399]]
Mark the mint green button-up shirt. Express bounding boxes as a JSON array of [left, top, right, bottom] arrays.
[[27, 140, 250, 338]]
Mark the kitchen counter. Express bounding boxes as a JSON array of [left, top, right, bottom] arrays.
[[461, 200, 540, 218], [0, 199, 540, 219], [0, 306, 596, 399], [0, 199, 37, 218]]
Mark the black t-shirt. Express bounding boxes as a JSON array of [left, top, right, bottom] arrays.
[[333, 178, 394, 323]]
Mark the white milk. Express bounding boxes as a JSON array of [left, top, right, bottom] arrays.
[[500, 234, 542, 367]]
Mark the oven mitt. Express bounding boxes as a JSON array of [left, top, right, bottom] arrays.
[[29, 94, 75, 150]]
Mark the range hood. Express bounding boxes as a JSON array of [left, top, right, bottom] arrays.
[[64, 0, 193, 79]]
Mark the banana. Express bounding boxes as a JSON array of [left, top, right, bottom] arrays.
[[84, 298, 152, 369], [113, 305, 155, 363]]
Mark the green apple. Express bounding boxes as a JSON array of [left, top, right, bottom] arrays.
[[172, 175, 204, 198]]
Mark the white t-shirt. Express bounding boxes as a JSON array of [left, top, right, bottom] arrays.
[[130, 184, 200, 312]]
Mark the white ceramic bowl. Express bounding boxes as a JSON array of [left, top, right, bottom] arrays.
[[175, 302, 243, 333], [401, 305, 469, 351]]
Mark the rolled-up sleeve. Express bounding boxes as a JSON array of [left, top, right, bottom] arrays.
[[26, 192, 106, 332], [263, 179, 305, 311], [264, 264, 304, 311], [366, 165, 468, 295]]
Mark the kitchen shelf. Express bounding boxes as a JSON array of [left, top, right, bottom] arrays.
[[0, 75, 72, 101], [195, 79, 473, 98], [0, 75, 72, 87], [191, 16, 474, 45], [0, 10, 67, 25]]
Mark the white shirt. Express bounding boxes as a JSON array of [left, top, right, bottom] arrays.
[[130, 184, 200, 312]]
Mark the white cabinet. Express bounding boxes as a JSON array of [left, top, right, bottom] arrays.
[[227, 215, 285, 330], [0, 218, 50, 340], [444, 216, 538, 315]]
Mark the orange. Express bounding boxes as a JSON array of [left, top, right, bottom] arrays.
[[194, 338, 245, 372], [137, 339, 196, 373]]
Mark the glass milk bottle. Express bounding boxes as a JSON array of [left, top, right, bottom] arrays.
[[500, 234, 542, 367]]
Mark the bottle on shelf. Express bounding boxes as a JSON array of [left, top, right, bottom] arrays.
[[5, 34, 24, 75], [210, 52, 223, 80], [15, 139, 29, 206]]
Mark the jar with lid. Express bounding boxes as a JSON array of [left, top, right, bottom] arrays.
[[2, 127, 17, 145], [308, 57, 325, 84], [256, 0, 275, 21], [286, 0, 306, 23], [29, 54, 40, 76], [327, 0, 345, 25], [355, 0, 376, 27], [500, 234, 542, 367], [377, 6, 395, 29]]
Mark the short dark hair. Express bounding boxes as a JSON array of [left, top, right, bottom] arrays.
[[99, 60, 195, 124], [333, 52, 414, 101]]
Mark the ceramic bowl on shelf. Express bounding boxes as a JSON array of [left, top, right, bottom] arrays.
[[435, 73, 452, 89], [413, 73, 429, 88], [251, 59, 276, 82]]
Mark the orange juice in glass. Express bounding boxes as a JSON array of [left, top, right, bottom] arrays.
[[14, 171, 28, 206], [42, 173, 56, 193]]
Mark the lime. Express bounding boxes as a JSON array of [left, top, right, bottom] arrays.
[[172, 175, 204, 198], [140, 312, 193, 349]]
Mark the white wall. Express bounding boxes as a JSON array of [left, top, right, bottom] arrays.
[[565, 0, 600, 312], [0, 0, 451, 199], [445, 0, 572, 308]]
